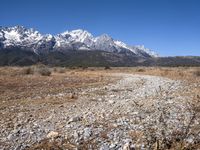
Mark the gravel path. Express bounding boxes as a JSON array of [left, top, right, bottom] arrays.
[[0, 73, 199, 150]]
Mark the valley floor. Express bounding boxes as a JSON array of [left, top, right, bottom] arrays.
[[0, 67, 200, 149]]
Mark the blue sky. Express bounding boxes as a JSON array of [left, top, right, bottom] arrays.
[[1, 0, 200, 56]]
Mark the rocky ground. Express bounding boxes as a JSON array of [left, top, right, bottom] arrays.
[[0, 68, 200, 150]]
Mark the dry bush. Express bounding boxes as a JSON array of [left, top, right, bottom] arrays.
[[36, 67, 51, 76], [163, 69, 170, 75], [104, 66, 111, 70], [178, 71, 184, 77], [136, 68, 146, 72], [69, 66, 78, 70], [22, 65, 52, 76], [58, 68, 66, 73], [193, 70, 200, 77], [81, 66, 88, 70], [53, 67, 58, 72], [31, 64, 52, 76], [23, 67, 34, 75], [53, 67, 66, 73]]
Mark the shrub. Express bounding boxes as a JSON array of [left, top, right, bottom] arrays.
[[53, 67, 57, 72], [81, 66, 88, 70], [22, 65, 51, 76], [69, 66, 77, 70], [54, 67, 66, 73], [58, 68, 66, 73], [137, 68, 145, 72], [194, 70, 200, 77], [23, 67, 34, 75], [104, 66, 111, 70], [37, 67, 51, 76]]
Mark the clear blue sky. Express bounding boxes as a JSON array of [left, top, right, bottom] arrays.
[[1, 0, 200, 56]]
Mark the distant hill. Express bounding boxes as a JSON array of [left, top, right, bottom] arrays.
[[0, 48, 200, 67], [145, 57, 200, 67]]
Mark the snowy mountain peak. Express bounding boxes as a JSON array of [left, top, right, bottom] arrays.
[[61, 29, 92, 38], [45, 34, 54, 40], [68, 29, 92, 36], [114, 40, 130, 49], [1, 26, 42, 40], [0, 26, 158, 57], [135, 45, 159, 57], [96, 34, 112, 40], [68, 29, 93, 43], [59, 29, 94, 46]]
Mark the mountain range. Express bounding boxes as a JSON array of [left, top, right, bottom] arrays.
[[0, 26, 157, 57], [0, 26, 200, 67]]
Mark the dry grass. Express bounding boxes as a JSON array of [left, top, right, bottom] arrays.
[[1, 66, 199, 110], [0, 66, 116, 126], [133, 67, 200, 81], [1, 66, 200, 149], [0, 67, 113, 100], [53, 67, 66, 73], [105, 67, 200, 81], [22, 65, 52, 76]]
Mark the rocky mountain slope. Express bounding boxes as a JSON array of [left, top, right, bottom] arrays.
[[0, 26, 158, 57]]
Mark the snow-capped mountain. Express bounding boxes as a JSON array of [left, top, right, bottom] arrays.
[[0, 26, 56, 54], [0, 26, 158, 57]]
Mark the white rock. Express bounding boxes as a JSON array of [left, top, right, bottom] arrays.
[[83, 127, 92, 139], [110, 95, 115, 98], [98, 98, 103, 101], [123, 142, 131, 150], [132, 111, 138, 115], [68, 116, 81, 123], [73, 131, 79, 139], [7, 134, 14, 140], [100, 144, 110, 150], [108, 100, 115, 104], [47, 131, 59, 139]]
